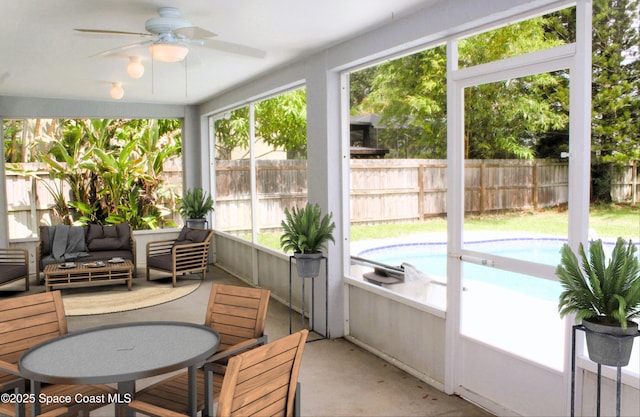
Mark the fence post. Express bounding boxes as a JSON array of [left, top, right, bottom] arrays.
[[532, 160, 539, 210], [480, 160, 485, 214], [633, 161, 637, 205], [30, 176, 38, 237], [418, 164, 425, 220]]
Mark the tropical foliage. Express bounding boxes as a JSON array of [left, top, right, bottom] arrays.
[[557, 238, 640, 328], [280, 203, 336, 254], [6, 118, 181, 229]]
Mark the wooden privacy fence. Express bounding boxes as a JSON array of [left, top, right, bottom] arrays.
[[214, 160, 308, 233], [12, 159, 640, 238], [213, 158, 570, 232], [610, 160, 640, 204], [349, 159, 569, 224]]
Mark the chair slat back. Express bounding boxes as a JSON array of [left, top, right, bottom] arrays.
[[204, 284, 270, 352], [217, 330, 308, 417], [0, 291, 67, 385]]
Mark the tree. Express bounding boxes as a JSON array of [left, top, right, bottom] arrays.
[[353, 1, 639, 163], [350, 67, 377, 109], [256, 89, 307, 158], [546, 0, 639, 164], [590, 0, 639, 202], [355, 48, 448, 158], [213, 89, 307, 160], [462, 74, 567, 159], [214, 107, 250, 160], [590, 0, 639, 163], [354, 17, 568, 159], [545, 0, 639, 201]]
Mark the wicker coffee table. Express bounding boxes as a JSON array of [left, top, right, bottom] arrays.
[[43, 259, 133, 292]]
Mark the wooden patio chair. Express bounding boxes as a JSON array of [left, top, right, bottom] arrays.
[[126, 283, 271, 416], [0, 291, 116, 417], [127, 329, 308, 417], [146, 227, 214, 287], [0, 248, 29, 291]]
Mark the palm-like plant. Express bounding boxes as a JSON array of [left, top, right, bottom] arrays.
[[280, 203, 335, 254], [557, 238, 640, 328], [178, 188, 214, 219]]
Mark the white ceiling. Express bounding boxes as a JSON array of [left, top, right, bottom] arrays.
[[0, 0, 436, 105]]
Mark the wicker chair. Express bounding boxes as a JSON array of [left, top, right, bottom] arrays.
[[146, 227, 214, 287], [0, 248, 29, 291]]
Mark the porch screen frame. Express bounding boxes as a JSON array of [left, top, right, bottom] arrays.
[[444, 1, 592, 412]]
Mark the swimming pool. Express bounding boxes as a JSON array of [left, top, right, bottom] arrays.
[[357, 237, 600, 302], [357, 237, 640, 373]]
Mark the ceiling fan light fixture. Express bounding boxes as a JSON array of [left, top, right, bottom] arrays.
[[126, 57, 145, 78], [110, 82, 124, 100], [150, 42, 189, 63]]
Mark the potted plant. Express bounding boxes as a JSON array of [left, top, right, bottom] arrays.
[[557, 238, 640, 366], [178, 187, 214, 229], [280, 202, 336, 278]]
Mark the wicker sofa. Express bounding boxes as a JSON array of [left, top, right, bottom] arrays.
[[36, 223, 136, 283]]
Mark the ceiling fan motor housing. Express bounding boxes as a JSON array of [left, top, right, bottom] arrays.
[[145, 7, 191, 35]]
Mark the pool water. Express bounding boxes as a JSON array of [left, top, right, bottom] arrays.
[[358, 238, 571, 302], [358, 237, 640, 373]]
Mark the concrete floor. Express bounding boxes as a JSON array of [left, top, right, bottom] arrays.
[[58, 267, 493, 416]]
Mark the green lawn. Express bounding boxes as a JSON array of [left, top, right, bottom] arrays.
[[351, 204, 640, 241], [256, 204, 640, 251]]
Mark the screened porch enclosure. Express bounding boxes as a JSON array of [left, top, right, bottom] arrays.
[[3, 0, 639, 416]]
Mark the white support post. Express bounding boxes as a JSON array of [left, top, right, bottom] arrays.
[[306, 52, 344, 338], [444, 38, 463, 395], [249, 103, 259, 286], [0, 119, 9, 246], [564, 1, 592, 415]]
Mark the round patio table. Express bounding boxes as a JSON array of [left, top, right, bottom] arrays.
[[19, 321, 220, 417]]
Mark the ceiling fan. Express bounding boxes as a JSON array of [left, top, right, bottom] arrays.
[[75, 7, 266, 63]]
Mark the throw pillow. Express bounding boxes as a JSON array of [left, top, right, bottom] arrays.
[[85, 223, 131, 251], [174, 227, 211, 245]]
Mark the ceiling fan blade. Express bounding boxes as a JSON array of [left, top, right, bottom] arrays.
[[91, 40, 153, 58], [174, 26, 217, 39], [75, 28, 153, 37], [202, 39, 266, 59]]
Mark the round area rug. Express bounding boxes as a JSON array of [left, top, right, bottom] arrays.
[[61, 277, 201, 316]]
